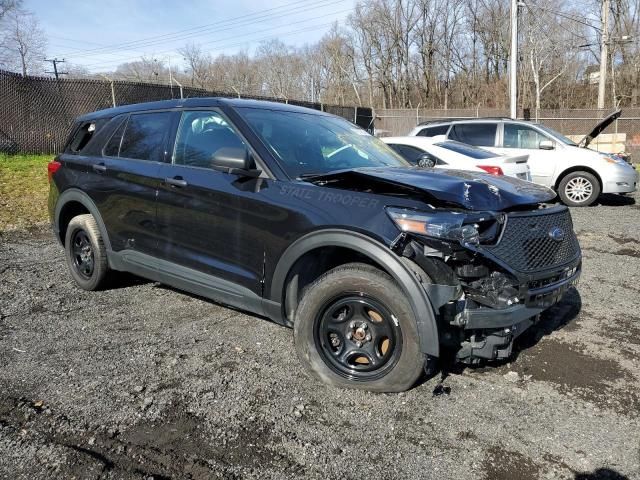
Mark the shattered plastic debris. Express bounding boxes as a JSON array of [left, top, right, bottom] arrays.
[[432, 384, 451, 397]]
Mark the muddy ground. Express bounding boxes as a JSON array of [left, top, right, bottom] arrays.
[[1, 193, 639, 480]]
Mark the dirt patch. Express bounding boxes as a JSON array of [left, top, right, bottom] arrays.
[[505, 338, 639, 415], [583, 247, 640, 258], [608, 234, 639, 246], [603, 315, 640, 346], [482, 445, 541, 480], [0, 395, 301, 479]]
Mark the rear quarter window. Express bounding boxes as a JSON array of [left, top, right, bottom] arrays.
[[435, 141, 497, 160], [417, 125, 449, 137], [65, 118, 109, 154]]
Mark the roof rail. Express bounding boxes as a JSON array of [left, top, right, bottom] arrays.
[[418, 117, 514, 126]]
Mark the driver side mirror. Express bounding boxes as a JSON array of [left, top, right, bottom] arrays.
[[539, 140, 555, 150], [417, 153, 436, 169], [212, 147, 261, 177]]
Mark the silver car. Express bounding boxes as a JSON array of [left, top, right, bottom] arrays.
[[409, 111, 638, 206]]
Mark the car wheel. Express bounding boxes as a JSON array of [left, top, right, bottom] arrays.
[[293, 263, 424, 392], [64, 214, 109, 290], [558, 171, 600, 207]]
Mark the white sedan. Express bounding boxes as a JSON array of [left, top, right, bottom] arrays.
[[382, 136, 532, 181]]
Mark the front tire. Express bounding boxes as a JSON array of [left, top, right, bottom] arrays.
[[293, 263, 424, 392], [558, 171, 600, 207], [64, 214, 109, 290]]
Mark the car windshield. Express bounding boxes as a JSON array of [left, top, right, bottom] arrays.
[[434, 141, 497, 159], [237, 107, 409, 178], [536, 124, 578, 146]]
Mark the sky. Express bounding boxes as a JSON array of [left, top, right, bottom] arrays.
[[28, 0, 357, 73]]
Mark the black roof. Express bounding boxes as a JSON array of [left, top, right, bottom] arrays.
[[78, 97, 332, 121]]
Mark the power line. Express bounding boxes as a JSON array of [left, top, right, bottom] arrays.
[[80, 19, 340, 71], [526, 0, 601, 32], [77, 11, 351, 71], [61, 0, 337, 59]]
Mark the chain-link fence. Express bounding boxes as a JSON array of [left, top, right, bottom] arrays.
[[375, 108, 640, 161], [0, 70, 373, 155]]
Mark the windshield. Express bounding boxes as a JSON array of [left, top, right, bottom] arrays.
[[237, 107, 410, 178], [434, 141, 497, 159], [536, 124, 577, 146]]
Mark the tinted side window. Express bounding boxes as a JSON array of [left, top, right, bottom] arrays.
[[449, 123, 497, 147], [417, 125, 449, 137], [389, 144, 425, 164], [119, 112, 172, 162], [103, 117, 127, 157], [173, 110, 246, 169], [503, 124, 549, 149], [434, 141, 496, 159]]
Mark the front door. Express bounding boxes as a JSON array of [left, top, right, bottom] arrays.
[[155, 109, 266, 295], [492, 123, 558, 186]]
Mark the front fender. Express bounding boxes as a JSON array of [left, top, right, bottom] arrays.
[[270, 229, 440, 357]]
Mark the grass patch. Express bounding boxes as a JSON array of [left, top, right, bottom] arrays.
[[0, 154, 53, 231]]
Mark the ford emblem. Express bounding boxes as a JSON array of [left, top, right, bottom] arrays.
[[548, 227, 565, 242]]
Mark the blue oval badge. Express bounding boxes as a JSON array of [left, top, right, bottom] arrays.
[[548, 227, 565, 242]]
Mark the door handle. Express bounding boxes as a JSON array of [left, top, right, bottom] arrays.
[[164, 176, 188, 188], [92, 163, 107, 173]]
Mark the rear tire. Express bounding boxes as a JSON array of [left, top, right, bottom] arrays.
[[293, 263, 424, 392], [64, 214, 109, 291], [558, 171, 600, 207]]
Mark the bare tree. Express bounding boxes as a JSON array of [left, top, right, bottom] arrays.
[[112, 56, 169, 83], [0, 9, 46, 75], [0, 0, 20, 20]]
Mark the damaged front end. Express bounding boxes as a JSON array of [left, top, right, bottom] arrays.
[[387, 204, 581, 364]]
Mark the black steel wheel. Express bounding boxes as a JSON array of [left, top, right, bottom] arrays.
[[314, 295, 402, 380], [71, 230, 95, 279], [64, 214, 109, 290], [294, 263, 424, 392]]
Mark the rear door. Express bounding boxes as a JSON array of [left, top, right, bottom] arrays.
[[85, 111, 173, 255], [492, 122, 558, 186]]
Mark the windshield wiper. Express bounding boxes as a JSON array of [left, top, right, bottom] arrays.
[[297, 172, 327, 180]]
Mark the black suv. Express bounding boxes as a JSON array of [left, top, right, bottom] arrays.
[[49, 98, 581, 392]]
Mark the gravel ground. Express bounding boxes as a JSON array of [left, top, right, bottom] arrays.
[[1, 193, 639, 480]]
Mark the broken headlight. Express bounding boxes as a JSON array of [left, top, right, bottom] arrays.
[[386, 207, 482, 244]]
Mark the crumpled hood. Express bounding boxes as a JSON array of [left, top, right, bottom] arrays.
[[313, 167, 557, 211]]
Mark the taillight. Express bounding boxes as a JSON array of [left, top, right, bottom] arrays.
[[477, 165, 504, 176], [47, 160, 62, 183]]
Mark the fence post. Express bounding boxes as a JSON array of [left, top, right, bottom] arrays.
[[99, 74, 116, 107], [354, 106, 357, 123], [171, 77, 184, 99]]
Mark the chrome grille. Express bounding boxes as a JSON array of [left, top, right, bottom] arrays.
[[483, 207, 580, 273]]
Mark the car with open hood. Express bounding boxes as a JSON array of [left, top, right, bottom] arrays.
[[380, 135, 531, 181], [408, 111, 638, 206], [49, 98, 581, 392]]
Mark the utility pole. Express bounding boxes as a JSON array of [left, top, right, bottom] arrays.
[[509, 0, 519, 119], [45, 58, 68, 80], [597, 0, 610, 109]]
